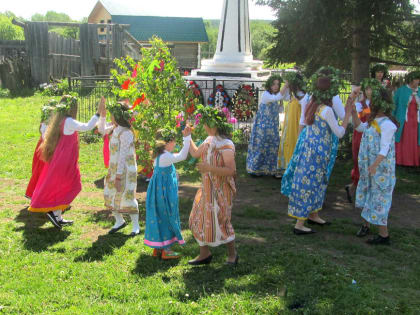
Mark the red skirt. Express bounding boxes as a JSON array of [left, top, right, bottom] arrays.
[[29, 123, 81, 213], [25, 138, 46, 199], [396, 97, 420, 166]]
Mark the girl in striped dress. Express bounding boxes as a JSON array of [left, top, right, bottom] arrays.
[[188, 106, 238, 265]]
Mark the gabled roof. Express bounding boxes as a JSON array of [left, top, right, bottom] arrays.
[[98, 0, 142, 16], [111, 15, 208, 43]]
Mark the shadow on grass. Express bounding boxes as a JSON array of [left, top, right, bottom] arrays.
[[14, 207, 70, 252], [132, 253, 181, 277], [74, 233, 130, 262]]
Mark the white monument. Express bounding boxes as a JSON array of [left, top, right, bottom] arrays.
[[190, 0, 270, 79]]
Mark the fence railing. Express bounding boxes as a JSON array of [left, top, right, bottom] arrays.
[[69, 75, 352, 144]]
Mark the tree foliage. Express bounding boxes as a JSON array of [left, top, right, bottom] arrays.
[[201, 19, 276, 61], [111, 37, 187, 171], [256, 0, 420, 79], [0, 12, 24, 40], [31, 11, 83, 39]]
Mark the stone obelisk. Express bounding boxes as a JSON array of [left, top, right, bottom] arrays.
[[191, 0, 269, 79]]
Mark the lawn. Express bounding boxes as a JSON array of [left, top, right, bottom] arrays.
[[0, 95, 419, 314]]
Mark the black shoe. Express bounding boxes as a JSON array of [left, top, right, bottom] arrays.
[[188, 255, 213, 265], [249, 173, 263, 178], [345, 186, 353, 203], [273, 173, 283, 179], [58, 219, 74, 226], [366, 235, 390, 245], [293, 228, 316, 235], [108, 222, 127, 234], [129, 230, 140, 237], [225, 254, 239, 266], [307, 219, 331, 226], [46, 212, 62, 229], [356, 225, 370, 237]]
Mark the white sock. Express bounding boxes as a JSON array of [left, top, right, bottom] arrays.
[[112, 211, 125, 228], [130, 214, 140, 234], [53, 210, 63, 221]]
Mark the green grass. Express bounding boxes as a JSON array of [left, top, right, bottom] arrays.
[[0, 96, 420, 314]]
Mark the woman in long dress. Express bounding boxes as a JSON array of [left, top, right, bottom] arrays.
[[246, 75, 289, 176], [393, 71, 420, 167]]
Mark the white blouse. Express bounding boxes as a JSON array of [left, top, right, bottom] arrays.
[[97, 117, 115, 135], [261, 90, 290, 105], [318, 106, 346, 139], [40, 123, 47, 139], [356, 117, 397, 156], [114, 126, 134, 175], [63, 115, 99, 135], [355, 99, 370, 113], [299, 94, 344, 126], [154, 135, 191, 167], [98, 118, 133, 175]]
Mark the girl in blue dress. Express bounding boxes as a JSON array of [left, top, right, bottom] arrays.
[[352, 88, 398, 245], [246, 75, 290, 176], [286, 76, 356, 234], [144, 126, 191, 259]]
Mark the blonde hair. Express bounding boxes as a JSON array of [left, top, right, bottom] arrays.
[[40, 99, 78, 162]]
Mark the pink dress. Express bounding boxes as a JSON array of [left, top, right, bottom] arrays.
[[25, 137, 46, 199], [29, 120, 82, 212], [396, 96, 420, 166]]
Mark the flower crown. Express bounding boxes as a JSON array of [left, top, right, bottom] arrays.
[[370, 63, 388, 75], [361, 78, 382, 93], [264, 75, 283, 91], [406, 70, 420, 84], [372, 88, 395, 114], [55, 95, 78, 115], [41, 99, 58, 122], [282, 72, 305, 91], [108, 101, 132, 124], [158, 128, 177, 143], [194, 104, 233, 134], [307, 66, 342, 102]]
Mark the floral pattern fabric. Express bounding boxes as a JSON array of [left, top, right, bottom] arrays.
[[286, 107, 334, 219], [356, 119, 396, 226], [104, 128, 138, 214], [246, 100, 282, 175]]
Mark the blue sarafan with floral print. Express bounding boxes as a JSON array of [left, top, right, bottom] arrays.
[[356, 118, 396, 226], [246, 98, 282, 175], [287, 107, 333, 219]]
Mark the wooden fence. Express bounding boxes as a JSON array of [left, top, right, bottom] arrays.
[[0, 20, 143, 88]]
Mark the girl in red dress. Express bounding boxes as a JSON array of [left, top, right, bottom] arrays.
[[25, 100, 58, 199], [29, 96, 105, 229]]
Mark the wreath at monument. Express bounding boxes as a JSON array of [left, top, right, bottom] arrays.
[[185, 81, 204, 117], [231, 84, 258, 121], [208, 84, 231, 108]]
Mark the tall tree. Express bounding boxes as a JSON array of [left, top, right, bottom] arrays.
[[256, 0, 420, 83]]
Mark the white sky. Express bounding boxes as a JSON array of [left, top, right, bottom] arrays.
[[0, 0, 277, 21]]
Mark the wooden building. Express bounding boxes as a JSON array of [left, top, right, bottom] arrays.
[[88, 0, 208, 71]]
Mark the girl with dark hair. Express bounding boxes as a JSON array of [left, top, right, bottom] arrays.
[[393, 70, 420, 166], [352, 88, 399, 245], [285, 76, 357, 234], [246, 74, 290, 176], [144, 126, 191, 260], [99, 99, 140, 236], [278, 72, 306, 173], [29, 95, 103, 229], [188, 106, 238, 265], [370, 63, 389, 83]]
